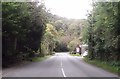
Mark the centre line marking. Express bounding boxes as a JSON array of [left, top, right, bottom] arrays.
[[61, 61, 62, 67], [61, 58, 66, 77], [61, 68, 66, 77]]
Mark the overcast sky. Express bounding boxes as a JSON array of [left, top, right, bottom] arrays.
[[44, 0, 93, 19]]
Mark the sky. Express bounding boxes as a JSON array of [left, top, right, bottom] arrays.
[[44, 0, 93, 19]]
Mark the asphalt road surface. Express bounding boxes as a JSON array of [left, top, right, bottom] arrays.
[[2, 52, 119, 77]]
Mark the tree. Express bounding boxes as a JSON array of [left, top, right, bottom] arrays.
[[40, 23, 58, 55], [2, 2, 47, 67], [86, 2, 120, 61]]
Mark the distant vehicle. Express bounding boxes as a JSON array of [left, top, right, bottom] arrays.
[[81, 44, 88, 57], [82, 50, 88, 57]]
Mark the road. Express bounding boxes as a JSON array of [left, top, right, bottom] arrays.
[[2, 52, 119, 77]]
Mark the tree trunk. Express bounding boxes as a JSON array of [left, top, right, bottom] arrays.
[[14, 37, 17, 52]]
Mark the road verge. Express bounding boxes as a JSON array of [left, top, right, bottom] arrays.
[[31, 55, 51, 62], [83, 57, 120, 76]]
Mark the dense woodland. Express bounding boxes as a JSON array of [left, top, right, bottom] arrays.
[[2, 1, 120, 71], [87, 2, 120, 62], [2, 2, 87, 67], [2, 2, 48, 67], [86, 2, 120, 74]]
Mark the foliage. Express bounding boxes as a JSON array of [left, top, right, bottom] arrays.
[[84, 57, 120, 74], [2, 2, 47, 67], [67, 38, 80, 51], [86, 2, 120, 62], [40, 23, 58, 55], [31, 55, 50, 62], [47, 13, 88, 52]]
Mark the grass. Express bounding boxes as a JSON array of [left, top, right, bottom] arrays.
[[83, 57, 120, 76], [70, 53, 81, 56], [31, 55, 51, 62]]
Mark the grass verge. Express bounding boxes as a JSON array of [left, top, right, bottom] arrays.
[[70, 53, 81, 56], [83, 57, 120, 76], [31, 55, 51, 62]]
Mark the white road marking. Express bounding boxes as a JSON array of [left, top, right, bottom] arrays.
[[61, 60, 62, 67], [61, 58, 66, 77], [61, 68, 66, 77]]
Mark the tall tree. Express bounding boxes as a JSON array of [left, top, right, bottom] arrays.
[[2, 2, 47, 67]]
